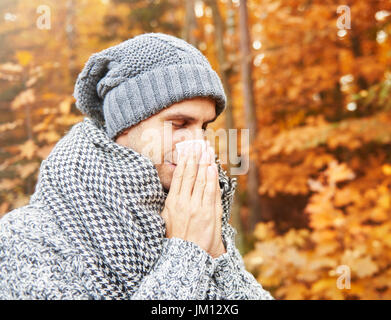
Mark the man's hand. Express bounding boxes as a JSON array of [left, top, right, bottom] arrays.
[[161, 141, 226, 258]]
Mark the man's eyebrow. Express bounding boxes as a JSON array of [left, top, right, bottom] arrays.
[[164, 113, 196, 121], [164, 112, 216, 123]]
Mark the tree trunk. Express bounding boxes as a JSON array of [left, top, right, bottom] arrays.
[[239, 0, 261, 234], [183, 0, 198, 46]]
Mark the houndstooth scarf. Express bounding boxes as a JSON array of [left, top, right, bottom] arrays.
[[29, 117, 237, 299]]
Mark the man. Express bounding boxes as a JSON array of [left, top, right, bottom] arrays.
[[0, 32, 274, 300]]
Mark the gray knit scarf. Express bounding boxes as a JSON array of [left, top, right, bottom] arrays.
[[29, 117, 237, 299]]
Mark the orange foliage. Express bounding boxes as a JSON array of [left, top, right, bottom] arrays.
[[1, 0, 391, 300], [242, 0, 391, 299]]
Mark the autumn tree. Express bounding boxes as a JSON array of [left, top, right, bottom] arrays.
[[243, 0, 391, 299], [2, 0, 391, 300]]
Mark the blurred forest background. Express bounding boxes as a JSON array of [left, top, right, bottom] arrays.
[[1, 0, 391, 299]]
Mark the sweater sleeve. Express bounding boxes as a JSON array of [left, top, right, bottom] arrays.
[[0, 206, 99, 300], [212, 222, 275, 300], [0, 207, 217, 300], [131, 237, 215, 300]]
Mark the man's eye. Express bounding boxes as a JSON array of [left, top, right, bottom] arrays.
[[172, 122, 185, 129]]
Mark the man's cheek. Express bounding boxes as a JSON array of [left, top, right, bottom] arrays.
[[139, 127, 163, 164]]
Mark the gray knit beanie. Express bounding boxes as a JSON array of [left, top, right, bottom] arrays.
[[73, 32, 227, 139]]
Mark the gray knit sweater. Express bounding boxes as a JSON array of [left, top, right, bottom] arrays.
[[0, 118, 274, 300]]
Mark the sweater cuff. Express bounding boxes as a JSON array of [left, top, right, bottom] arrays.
[[160, 237, 215, 298], [212, 235, 238, 283], [162, 237, 215, 275], [212, 223, 241, 284]]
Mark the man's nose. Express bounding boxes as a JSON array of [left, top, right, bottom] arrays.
[[175, 129, 205, 144]]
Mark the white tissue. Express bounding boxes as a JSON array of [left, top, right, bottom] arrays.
[[175, 139, 208, 159]]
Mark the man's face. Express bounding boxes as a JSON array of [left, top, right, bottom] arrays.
[[115, 97, 217, 192]]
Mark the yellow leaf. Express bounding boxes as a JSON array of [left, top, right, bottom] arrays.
[[37, 131, 61, 143], [54, 114, 84, 126], [0, 63, 23, 73], [276, 283, 308, 300], [382, 164, 391, 176], [11, 89, 35, 110], [254, 221, 275, 241], [326, 160, 355, 183], [59, 97, 73, 114], [15, 51, 33, 66], [312, 278, 337, 292], [0, 202, 10, 216], [26, 76, 38, 87], [0, 178, 21, 191], [0, 119, 24, 133], [19, 140, 37, 160], [312, 278, 344, 299], [354, 256, 379, 278], [33, 121, 49, 133]]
